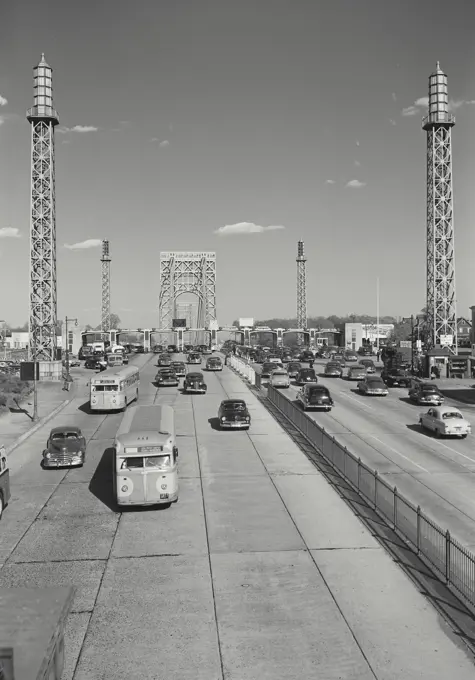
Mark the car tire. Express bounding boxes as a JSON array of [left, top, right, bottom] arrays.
[[461, 434, 468, 439], [435, 429, 441, 438], [0, 491, 3, 521]]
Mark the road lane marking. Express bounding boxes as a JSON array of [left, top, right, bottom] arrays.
[[368, 435, 429, 472], [431, 439, 475, 464], [338, 391, 375, 410]]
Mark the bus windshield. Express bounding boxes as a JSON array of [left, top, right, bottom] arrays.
[[120, 455, 171, 470]]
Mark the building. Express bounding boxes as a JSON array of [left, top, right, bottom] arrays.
[[343, 323, 394, 351]]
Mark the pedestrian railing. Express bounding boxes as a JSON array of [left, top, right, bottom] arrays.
[[266, 384, 475, 609]]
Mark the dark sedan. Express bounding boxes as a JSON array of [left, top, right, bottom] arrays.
[[42, 426, 86, 468], [287, 362, 302, 379], [183, 371, 207, 393], [155, 369, 179, 387], [171, 361, 186, 377], [218, 399, 251, 430], [295, 368, 317, 385]]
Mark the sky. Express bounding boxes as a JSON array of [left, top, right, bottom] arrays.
[[1, 0, 475, 329]]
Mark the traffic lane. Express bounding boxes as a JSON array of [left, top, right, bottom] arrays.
[[282, 385, 475, 547]]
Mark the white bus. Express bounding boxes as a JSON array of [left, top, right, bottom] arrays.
[[89, 365, 140, 412]]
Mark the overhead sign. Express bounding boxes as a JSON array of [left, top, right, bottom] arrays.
[[239, 318, 254, 328], [172, 319, 186, 328], [439, 335, 453, 347], [399, 341, 412, 348], [208, 320, 219, 331]]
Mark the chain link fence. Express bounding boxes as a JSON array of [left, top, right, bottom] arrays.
[[266, 384, 475, 609]]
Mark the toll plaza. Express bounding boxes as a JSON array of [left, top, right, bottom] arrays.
[[0, 587, 73, 679]]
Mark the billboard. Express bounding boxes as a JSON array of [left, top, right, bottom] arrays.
[[172, 319, 186, 328], [239, 318, 254, 328]]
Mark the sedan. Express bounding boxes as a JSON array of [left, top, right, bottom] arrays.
[[155, 370, 179, 387], [295, 368, 317, 385], [84, 357, 106, 370], [287, 362, 302, 379], [261, 362, 283, 379], [324, 362, 343, 378], [346, 365, 367, 381], [42, 426, 86, 468], [409, 382, 444, 406], [357, 376, 388, 396], [218, 399, 251, 429], [171, 361, 186, 377], [419, 406, 471, 438], [187, 353, 202, 365], [296, 384, 333, 411], [158, 354, 172, 367], [183, 371, 207, 393], [360, 359, 375, 374], [206, 357, 223, 371], [269, 369, 290, 388]]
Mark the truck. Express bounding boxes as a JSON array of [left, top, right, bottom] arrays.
[[381, 346, 412, 387]]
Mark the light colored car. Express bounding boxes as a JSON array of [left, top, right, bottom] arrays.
[[267, 355, 282, 364], [269, 369, 290, 389], [346, 365, 367, 381], [357, 376, 388, 396], [419, 406, 471, 438]]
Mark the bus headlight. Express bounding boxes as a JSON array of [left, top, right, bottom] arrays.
[[121, 485, 128, 493], [161, 484, 167, 490]]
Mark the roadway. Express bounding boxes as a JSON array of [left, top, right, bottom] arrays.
[[1, 354, 475, 678], [253, 358, 475, 549]]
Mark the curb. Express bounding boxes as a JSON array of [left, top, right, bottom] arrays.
[[5, 397, 73, 456]]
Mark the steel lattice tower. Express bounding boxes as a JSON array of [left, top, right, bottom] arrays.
[[27, 54, 59, 361], [159, 252, 217, 334], [423, 62, 457, 351], [101, 240, 111, 332], [296, 240, 307, 329]]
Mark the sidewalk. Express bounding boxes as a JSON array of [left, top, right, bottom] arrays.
[[0, 380, 74, 455]]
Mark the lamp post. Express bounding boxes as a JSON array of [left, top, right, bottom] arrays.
[[32, 324, 38, 422], [64, 317, 78, 382]]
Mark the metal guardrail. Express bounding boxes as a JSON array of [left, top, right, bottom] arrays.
[[266, 384, 475, 609]]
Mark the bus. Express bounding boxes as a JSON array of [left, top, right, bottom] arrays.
[[0, 445, 10, 520], [89, 365, 140, 412], [107, 353, 124, 367]]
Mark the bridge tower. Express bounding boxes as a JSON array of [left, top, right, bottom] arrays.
[[101, 239, 111, 333], [159, 252, 217, 344], [27, 54, 59, 361], [423, 62, 457, 351], [296, 240, 307, 333]]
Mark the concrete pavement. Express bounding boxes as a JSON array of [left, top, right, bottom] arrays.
[[1, 356, 475, 678], [253, 359, 475, 550]]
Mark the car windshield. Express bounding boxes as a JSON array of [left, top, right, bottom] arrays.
[[368, 378, 384, 385], [144, 455, 171, 469], [52, 432, 78, 440], [188, 373, 203, 380], [327, 364, 339, 369], [300, 369, 315, 376], [223, 402, 245, 411], [442, 412, 463, 420], [289, 363, 301, 369], [272, 371, 287, 376], [421, 385, 438, 392]]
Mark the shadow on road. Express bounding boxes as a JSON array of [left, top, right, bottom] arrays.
[[10, 398, 34, 420], [89, 446, 117, 512], [208, 417, 221, 431], [78, 401, 92, 415], [405, 423, 433, 438]]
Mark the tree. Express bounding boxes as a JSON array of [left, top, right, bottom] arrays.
[[93, 313, 122, 331], [387, 320, 412, 344]]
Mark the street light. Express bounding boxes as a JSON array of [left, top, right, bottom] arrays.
[[402, 315, 415, 374]]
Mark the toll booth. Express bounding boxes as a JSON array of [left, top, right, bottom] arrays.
[[423, 347, 461, 378], [447, 355, 471, 379], [0, 586, 74, 679]]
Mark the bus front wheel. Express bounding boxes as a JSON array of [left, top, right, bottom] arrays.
[[0, 492, 4, 521], [122, 398, 128, 412]]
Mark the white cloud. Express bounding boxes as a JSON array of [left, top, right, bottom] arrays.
[[64, 239, 102, 250], [389, 119, 397, 125], [391, 92, 397, 102], [150, 137, 159, 142], [159, 140, 169, 148], [214, 222, 285, 236], [354, 160, 361, 167], [345, 179, 366, 188], [324, 179, 335, 185], [0, 117, 4, 126], [0, 227, 21, 238], [0, 95, 7, 106], [58, 125, 98, 134], [356, 140, 360, 146], [402, 95, 475, 117]]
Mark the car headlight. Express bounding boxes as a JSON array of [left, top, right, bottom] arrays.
[[221, 416, 226, 422]]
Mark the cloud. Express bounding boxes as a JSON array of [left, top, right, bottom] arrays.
[[324, 179, 335, 185], [354, 160, 361, 167], [402, 96, 428, 116], [0, 95, 7, 106], [214, 222, 285, 236], [356, 140, 360, 146], [57, 125, 99, 134], [159, 140, 169, 148], [389, 119, 397, 125], [0, 227, 21, 238], [0, 117, 4, 126], [392, 92, 397, 102], [64, 239, 102, 250], [345, 179, 366, 188]]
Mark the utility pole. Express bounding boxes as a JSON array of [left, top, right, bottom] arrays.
[[32, 325, 38, 422]]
